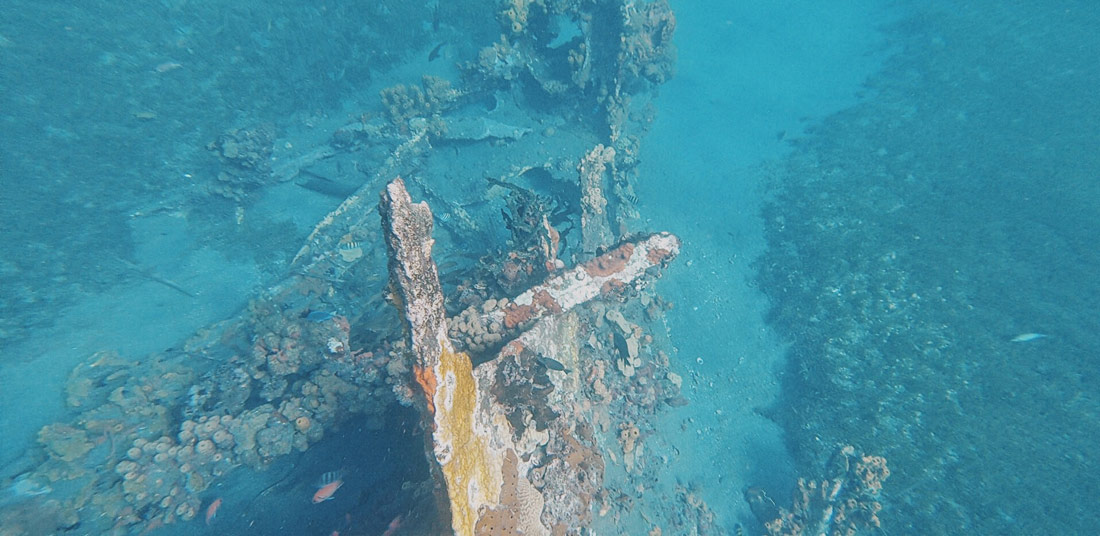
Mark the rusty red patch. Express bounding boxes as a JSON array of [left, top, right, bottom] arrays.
[[600, 278, 627, 296], [582, 242, 635, 277], [503, 302, 536, 329], [532, 289, 563, 315], [646, 247, 672, 265], [501, 339, 525, 357]]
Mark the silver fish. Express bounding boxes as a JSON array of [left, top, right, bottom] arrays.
[[1010, 333, 1047, 342]]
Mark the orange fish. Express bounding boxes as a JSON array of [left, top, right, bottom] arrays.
[[205, 497, 222, 525], [381, 514, 403, 536], [312, 471, 344, 503]]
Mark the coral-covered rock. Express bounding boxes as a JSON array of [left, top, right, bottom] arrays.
[[618, 0, 677, 87], [37, 424, 93, 463], [379, 76, 458, 135], [750, 446, 891, 536]]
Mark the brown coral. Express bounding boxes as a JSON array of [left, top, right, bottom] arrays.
[[379, 76, 457, 135], [475, 449, 549, 536], [195, 439, 216, 457], [212, 429, 234, 447], [449, 302, 508, 353], [855, 455, 890, 494]]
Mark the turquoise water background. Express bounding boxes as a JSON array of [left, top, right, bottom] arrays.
[[3, 0, 1098, 534]]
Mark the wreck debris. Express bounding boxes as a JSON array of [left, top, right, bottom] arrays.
[[579, 143, 617, 254], [3, 3, 693, 533], [291, 126, 430, 268], [207, 124, 276, 201], [380, 177, 680, 534], [607, 308, 644, 377], [440, 116, 532, 142], [449, 232, 679, 356], [469, 175, 571, 297], [381, 177, 506, 535], [271, 145, 338, 184]]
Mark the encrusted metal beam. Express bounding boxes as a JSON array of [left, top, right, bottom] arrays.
[[380, 177, 681, 535]]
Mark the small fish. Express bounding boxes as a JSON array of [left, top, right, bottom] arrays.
[[154, 61, 182, 73], [305, 310, 335, 322], [205, 497, 222, 525], [382, 514, 404, 536], [1010, 333, 1047, 342], [313, 471, 344, 503], [536, 356, 571, 373], [428, 42, 446, 62]]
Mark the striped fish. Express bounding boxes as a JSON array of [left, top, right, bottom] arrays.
[[313, 471, 345, 503], [316, 470, 343, 486]]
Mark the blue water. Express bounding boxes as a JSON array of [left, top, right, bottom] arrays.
[[2, 1, 1098, 534]]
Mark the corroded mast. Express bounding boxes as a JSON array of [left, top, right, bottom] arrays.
[[380, 177, 504, 535]]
